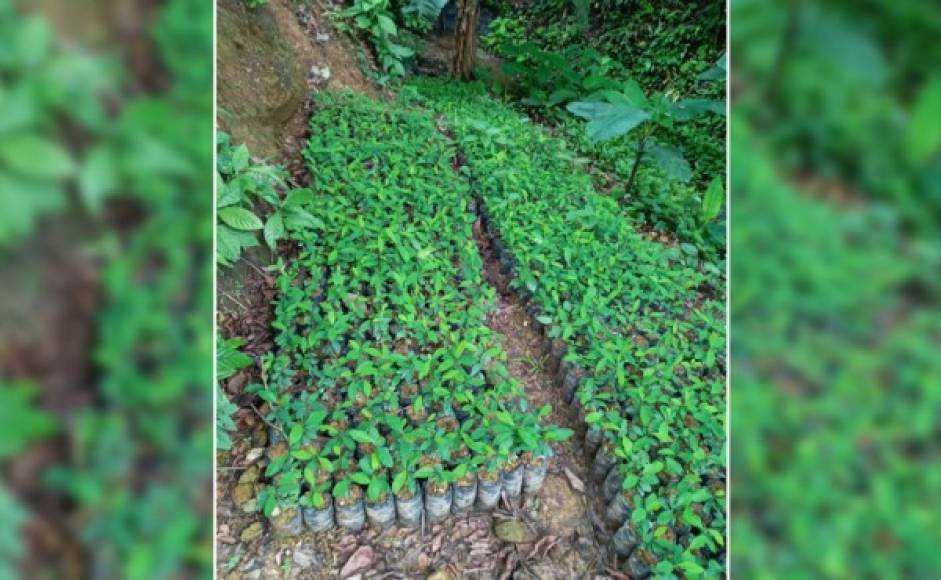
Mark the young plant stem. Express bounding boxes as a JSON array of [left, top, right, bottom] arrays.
[[625, 135, 648, 195]]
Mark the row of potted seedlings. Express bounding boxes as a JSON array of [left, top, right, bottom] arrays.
[[411, 79, 726, 578], [249, 91, 571, 535], [259, 392, 562, 532]]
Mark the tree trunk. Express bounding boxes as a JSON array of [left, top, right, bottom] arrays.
[[452, 0, 479, 80]]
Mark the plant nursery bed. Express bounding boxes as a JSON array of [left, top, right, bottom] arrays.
[[218, 83, 726, 579], [216, 91, 632, 579], [411, 78, 727, 577]]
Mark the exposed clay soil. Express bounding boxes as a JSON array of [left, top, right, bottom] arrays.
[[218, 0, 378, 165]]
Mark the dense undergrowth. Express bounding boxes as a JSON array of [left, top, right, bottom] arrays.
[[249, 91, 570, 524], [0, 0, 211, 577], [732, 0, 941, 576], [479, 0, 727, 260], [410, 78, 726, 577]]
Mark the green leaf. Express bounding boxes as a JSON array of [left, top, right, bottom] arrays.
[[78, 146, 118, 214], [219, 206, 264, 231], [334, 478, 351, 498], [907, 77, 941, 164], [546, 427, 574, 441], [678, 560, 704, 574], [619, 79, 649, 109], [646, 143, 691, 182], [366, 479, 382, 502], [318, 456, 335, 473], [672, 98, 725, 120], [566, 101, 651, 141], [377, 14, 397, 35], [217, 224, 259, 266], [350, 472, 370, 485], [702, 176, 725, 223], [348, 429, 374, 444], [0, 134, 75, 179], [265, 454, 288, 477], [264, 211, 285, 249], [289, 424, 303, 446], [392, 471, 407, 493], [217, 336, 253, 379], [231, 144, 250, 173], [262, 492, 276, 517], [0, 382, 56, 459], [283, 188, 314, 208]]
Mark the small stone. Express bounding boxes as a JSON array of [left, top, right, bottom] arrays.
[[244, 447, 264, 464], [494, 520, 537, 544], [241, 497, 258, 514], [417, 552, 432, 569], [428, 568, 455, 580], [232, 483, 254, 508], [293, 546, 319, 569], [563, 468, 585, 493], [340, 545, 375, 578], [252, 425, 268, 447], [240, 522, 264, 543], [239, 464, 261, 484]]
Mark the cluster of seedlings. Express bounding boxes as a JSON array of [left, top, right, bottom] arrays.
[[410, 79, 726, 578], [248, 91, 571, 534]]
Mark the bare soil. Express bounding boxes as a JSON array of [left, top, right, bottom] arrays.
[[217, 0, 378, 164]]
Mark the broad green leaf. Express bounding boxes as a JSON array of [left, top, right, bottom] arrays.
[[377, 14, 397, 35], [217, 336, 253, 379], [264, 211, 285, 249], [672, 98, 725, 120], [0, 134, 74, 179], [219, 206, 264, 231], [566, 101, 650, 142], [217, 225, 259, 266], [348, 429, 374, 444], [289, 424, 303, 446], [265, 454, 288, 477], [619, 79, 649, 109], [702, 176, 725, 223], [392, 471, 407, 493], [0, 382, 56, 459], [907, 77, 941, 165], [231, 144, 250, 173], [78, 146, 117, 214], [283, 187, 314, 208], [647, 143, 691, 182]]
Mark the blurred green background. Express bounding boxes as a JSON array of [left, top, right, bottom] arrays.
[[732, 0, 941, 577], [4, 0, 941, 576], [0, 0, 211, 578]]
